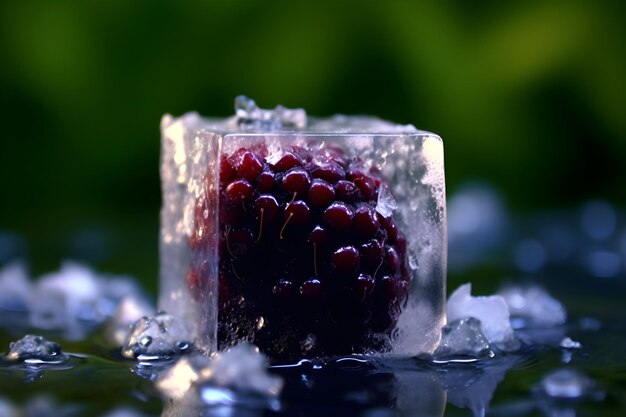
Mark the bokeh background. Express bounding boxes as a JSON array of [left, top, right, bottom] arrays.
[[1, 0, 625, 294]]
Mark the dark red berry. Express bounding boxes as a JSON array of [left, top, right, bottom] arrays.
[[308, 225, 328, 245], [225, 179, 253, 204], [300, 278, 323, 299], [359, 239, 383, 270], [354, 274, 375, 300], [335, 180, 361, 203], [385, 246, 401, 273], [308, 180, 335, 207], [323, 202, 354, 231], [310, 161, 346, 182], [226, 228, 254, 258], [352, 174, 377, 201], [331, 246, 360, 275], [254, 195, 280, 224], [353, 205, 380, 238], [273, 279, 295, 299], [237, 151, 264, 181], [256, 171, 276, 192], [284, 200, 312, 226], [282, 169, 310, 195], [274, 152, 304, 172]]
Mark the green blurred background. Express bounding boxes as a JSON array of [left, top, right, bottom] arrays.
[[1, 0, 625, 294]]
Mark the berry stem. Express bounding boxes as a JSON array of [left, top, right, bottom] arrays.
[[256, 208, 264, 243], [225, 226, 238, 259], [279, 212, 293, 240]]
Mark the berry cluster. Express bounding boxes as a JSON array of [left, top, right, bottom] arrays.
[[188, 144, 410, 358]]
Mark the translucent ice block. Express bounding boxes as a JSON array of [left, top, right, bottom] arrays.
[[159, 97, 446, 358]]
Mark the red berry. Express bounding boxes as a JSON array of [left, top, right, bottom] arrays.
[[237, 151, 264, 181], [308, 180, 335, 208], [274, 152, 304, 172], [331, 246, 360, 275], [225, 179, 253, 204], [282, 169, 311, 195], [300, 278, 323, 299], [323, 202, 354, 231]]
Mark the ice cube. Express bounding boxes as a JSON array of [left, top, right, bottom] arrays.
[[106, 296, 155, 347], [540, 368, 592, 399], [30, 262, 102, 332], [559, 337, 581, 349], [447, 284, 517, 350], [160, 97, 447, 358], [4, 335, 67, 364], [497, 284, 566, 327], [0, 397, 17, 417], [433, 317, 495, 362], [157, 343, 283, 404], [0, 261, 32, 327], [121, 312, 192, 361]]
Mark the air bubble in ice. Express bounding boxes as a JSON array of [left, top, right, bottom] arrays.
[[122, 312, 192, 361], [375, 183, 397, 218], [234, 96, 306, 130], [497, 285, 566, 328], [447, 284, 518, 350], [433, 318, 495, 362], [4, 335, 67, 364], [559, 337, 581, 349]]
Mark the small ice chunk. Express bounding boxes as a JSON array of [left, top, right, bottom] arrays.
[[0, 262, 32, 326], [540, 368, 591, 399], [157, 343, 283, 404], [30, 262, 102, 331], [433, 317, 495, 362], [0, 397, 17, 417], [559, 337, 581, 349], [121, 312, 192, 360], [375, 183, 397, 218], [498, 285, 566, 327], [205, 343, 283, 397], [4, 335, 67, 364], [447, 284, 516, 349], [106, 296, 155, 347]]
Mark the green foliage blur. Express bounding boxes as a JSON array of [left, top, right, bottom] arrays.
[[1, 0, 625, 292]]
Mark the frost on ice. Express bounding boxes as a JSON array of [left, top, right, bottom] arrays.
[[157, 343, 283, 409], [447, 283, 517, 350]]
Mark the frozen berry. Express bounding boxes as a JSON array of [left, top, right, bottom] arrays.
[[323, 202, 354, 231], [331, 246, 360, 275], [308, 180, 335, 208], [237, 151, 264, 181], [225, 179, 253, 204], [191, 145, 411, 358], [282, 169, 310, 195]]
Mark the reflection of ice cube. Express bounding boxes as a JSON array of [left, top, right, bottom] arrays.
[[447, 284, 516, 349], [540, 368, 591, 399], [433, 318, 494, 362], [498, 285, 566, 327], [122, 312, 192, 361]]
